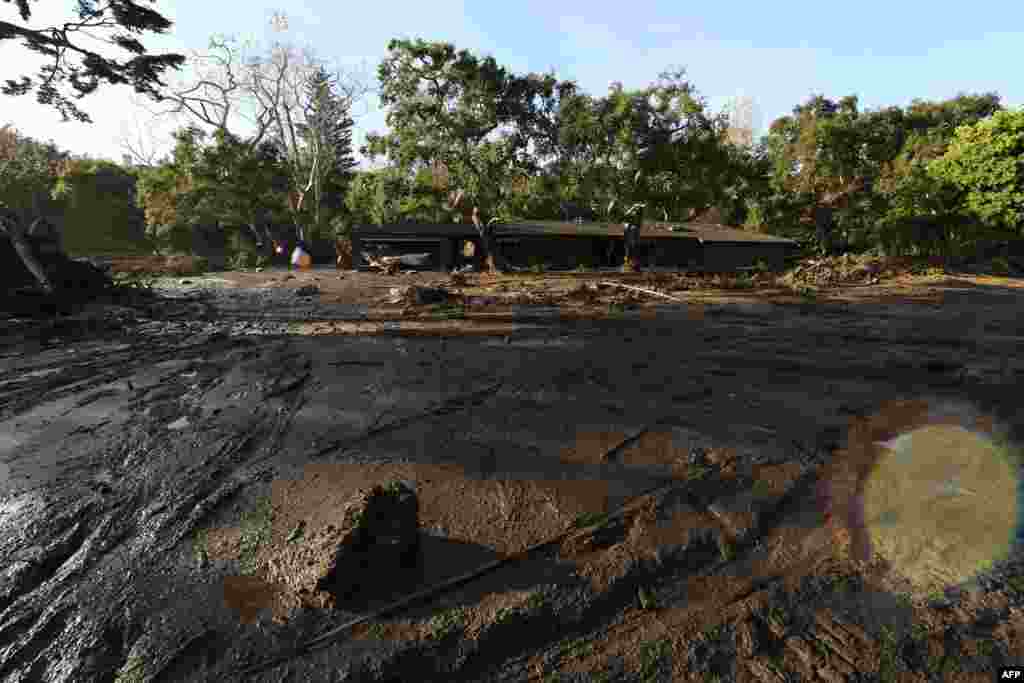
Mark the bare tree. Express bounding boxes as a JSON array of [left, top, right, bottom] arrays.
[[153, 35, 274, 153], [118, 95, 169, 166], [144, 13, 369, 246], [243, 13, 369, 242]]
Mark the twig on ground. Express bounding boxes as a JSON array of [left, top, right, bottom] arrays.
[[262, 371, 311, 399], [597, 281, 688, 303], [600, 415, 677, 463], [228, 476, 679, 680], [310, 380, 505, 460]]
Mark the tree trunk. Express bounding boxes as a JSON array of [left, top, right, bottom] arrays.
[[471, 207, 510, 273], [1, 210, 54, 294]]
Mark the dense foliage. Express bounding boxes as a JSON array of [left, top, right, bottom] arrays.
[[4, 24, 1020, 267]]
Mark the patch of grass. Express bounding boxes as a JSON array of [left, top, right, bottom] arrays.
[[192, 527, 210, 566], [732, 273, 755, 289], [764, 653, 785, 676], [367, 622, 386, 639], [751, 478, 774, 499], [687, 464, 712, 481], [112, 273, 159, 293], [718, 540, 735, 562], [495, 606, 519, 624], [831, 575, 851, 594], [810, 637, 829, 659], [704, 623, 727, 641], [896, 592, 914, 610], [910, 623, 929, 644], [765, 604, 786, 631], [114, 655, 146, 683], [976, 638, 995, 658], [638, 638, 672, 682], [427, 605, 466, 640], [430, 303, 466, 319], [637, 586, 657, 611], [1007, 574, 1024, 594], [238, 495, 274, 575], [526, 590, 547, 611], [561, 636, 594, 660], [877, 625, 899, 682], [574, 511, 610, 529], [606, 302, 627, 316], [795, 284, 817, 300]]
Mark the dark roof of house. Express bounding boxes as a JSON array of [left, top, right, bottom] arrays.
[[354, 221, 796, 244]]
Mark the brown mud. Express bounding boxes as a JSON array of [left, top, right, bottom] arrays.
[[1, 257, 1023, 682]]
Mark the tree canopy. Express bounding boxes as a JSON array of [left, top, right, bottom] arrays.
[[929, 108, 1024, 235], [1, 0, 185, 122]]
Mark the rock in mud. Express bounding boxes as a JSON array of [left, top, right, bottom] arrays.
[[312, 480, 421, 604], [387, 286, 451, 306]]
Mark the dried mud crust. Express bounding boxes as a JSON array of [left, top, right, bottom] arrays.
[[2, 261, 1024, 683], [206, 259, 1024, 316]]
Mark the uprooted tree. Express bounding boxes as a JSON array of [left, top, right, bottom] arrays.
[[0, 125, 68, 292], [363, 38, 563, 272], [1, 0, 184, 293]]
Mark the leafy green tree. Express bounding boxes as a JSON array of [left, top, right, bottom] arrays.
[[1, 0, 185, 122], [135, 126, 290, 256], [928, 108, 1024, 236], [759, 91, 1004, 255], [365, 38, 560, 271]]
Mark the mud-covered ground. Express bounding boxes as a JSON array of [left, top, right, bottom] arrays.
[[2, 260, 1024, 682]]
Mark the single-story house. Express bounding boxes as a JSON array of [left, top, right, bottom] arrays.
[[351, 221, 798, 272]]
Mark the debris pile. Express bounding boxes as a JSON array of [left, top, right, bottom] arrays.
[[363, 251, 432, 274], [780, 253, 887, 288], [384, 285, 451, 306]]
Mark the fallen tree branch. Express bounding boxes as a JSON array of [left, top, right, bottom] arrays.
[[599, 415, 678, 463], [598, 281, 687, 303], [229, 475, 679, 679], [309, 380, 505, 459]]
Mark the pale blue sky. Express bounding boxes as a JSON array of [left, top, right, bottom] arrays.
[[2, 1, 1021, 164]]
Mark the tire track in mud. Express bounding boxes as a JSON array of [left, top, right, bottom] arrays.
[[0, 333, 317, 683], [3, 279, 1023, 681]]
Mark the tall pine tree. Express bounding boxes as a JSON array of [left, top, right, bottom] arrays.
[[300, 66, 357, 238]]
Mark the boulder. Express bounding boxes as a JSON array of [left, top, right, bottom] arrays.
[[312, 481, 421, 604]]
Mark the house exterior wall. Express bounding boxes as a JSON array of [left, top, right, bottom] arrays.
[[498, 236, 608, 269], [352, 224, 796, 272], [701, 243, 790, 271], [642, 238, 703, 269]]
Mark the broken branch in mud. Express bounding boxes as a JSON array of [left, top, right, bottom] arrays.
[[261, 370, 312, 399], [599, 415, 679, 464], [229, 477, 680, 680], [597, 280, 687, 303]]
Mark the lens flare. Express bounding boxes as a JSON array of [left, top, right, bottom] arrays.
[[862, 419, 1020, 596]]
